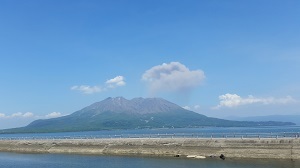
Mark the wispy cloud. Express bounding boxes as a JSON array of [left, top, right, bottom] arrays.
[[45, 112, 62, 118], [22, 112, 34, 118], [71, 76, 126, 94], [11, 112, 23, 117], [213, 93, 297, 109], [0, 112, 63, 119], [0, 113, 6, 118], [182, 106, 191, 110], [0, 112, 32, 118], [142, 62, 205, 94], [183, 105, 201, 111], [71, 85, 102, 94], [6, 112, 34, 118]]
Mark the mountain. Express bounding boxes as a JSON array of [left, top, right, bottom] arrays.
[[2, 97, 295, 133], [230, 115, 300, 125]]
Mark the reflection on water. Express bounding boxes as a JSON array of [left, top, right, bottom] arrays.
[[0, 152, 299, 168]]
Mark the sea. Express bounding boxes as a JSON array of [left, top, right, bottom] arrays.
[[0, 152, 299, 168], [1, 126, 300, 168], [1, 125, 300, 139]]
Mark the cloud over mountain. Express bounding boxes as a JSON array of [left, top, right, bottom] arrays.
[[71, 85, 102, 94], [142, 62, 205, 94], [71, 76, 126, 94], [106, 76, 126, 88], [183, 105, 201, 111], [45, 112, 62, 118]]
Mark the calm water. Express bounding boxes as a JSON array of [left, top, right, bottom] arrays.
[[0, 152, 299, 168], [1, 126, 300, 139]]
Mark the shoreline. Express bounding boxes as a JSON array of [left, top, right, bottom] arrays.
[[0, 138, 299, 160]]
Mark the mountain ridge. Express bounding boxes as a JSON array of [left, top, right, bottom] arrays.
[[1, 97, 295, 133], [76, 97, 183, 115]]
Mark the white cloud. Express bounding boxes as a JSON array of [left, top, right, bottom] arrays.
[[0, 112, 65, 119], [45, 112, 62, 118], [194, 105, 201, 110], [70, 85, 102, 94], [213, 93, 297, 109], [0, 113, 6, 118], [142, 62, 205, 94], [0, 112, 35, 118], [71, 76, 126, 94], [11, 112, 23, 117], [183, 106, 191, 110], [106, 76, 126, 88], [23, 112, 34, 118], [0, 112, 67, 129], [183, 105, 201, 111]]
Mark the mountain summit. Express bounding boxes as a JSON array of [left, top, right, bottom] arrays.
[[75, 97, 183, 116], [3, 97, 295, 133]]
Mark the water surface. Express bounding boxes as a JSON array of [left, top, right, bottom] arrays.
[[0, 152, 298, 168], [1, 126, 299, 139]]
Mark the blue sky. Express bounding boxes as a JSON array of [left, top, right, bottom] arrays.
[[0, 0, 300, 128]]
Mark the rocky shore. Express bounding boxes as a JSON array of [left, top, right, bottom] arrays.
[[0, 138, 299, 159]]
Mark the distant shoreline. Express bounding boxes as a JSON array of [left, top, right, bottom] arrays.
[[0, 138, 299, 160]]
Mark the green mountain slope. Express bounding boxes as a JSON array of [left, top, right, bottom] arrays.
[[2, 97, 295, 133]]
